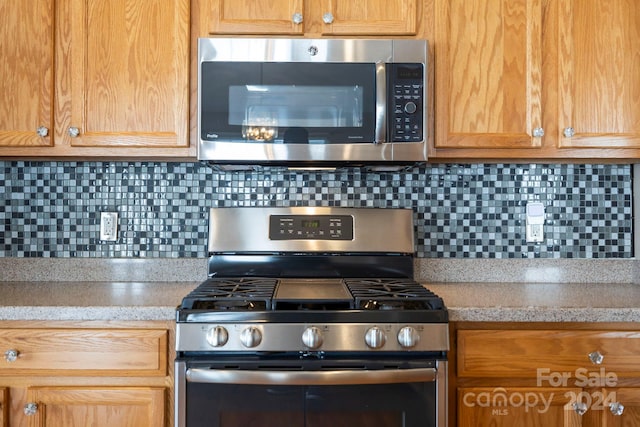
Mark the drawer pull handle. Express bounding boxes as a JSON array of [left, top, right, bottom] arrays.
[[24, 402, 38, 416], [572, 401, 588, 416], [588, 351, 604, 365], [4, 349, 19, 362], [610, 402, 624, 416]]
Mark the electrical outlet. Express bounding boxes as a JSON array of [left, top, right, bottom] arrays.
[[525, 202, 545, 243], [100, 212, 118, 241]]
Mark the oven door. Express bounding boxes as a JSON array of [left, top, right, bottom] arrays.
[[175, 358, 447, 427]]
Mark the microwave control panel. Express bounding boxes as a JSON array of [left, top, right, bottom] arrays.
[[388, 64, 424, 143]]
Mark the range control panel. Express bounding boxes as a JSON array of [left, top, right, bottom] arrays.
[[269, 215, 354, 240]]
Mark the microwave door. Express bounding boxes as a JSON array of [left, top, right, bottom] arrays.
[[374, 61, 387, 144]]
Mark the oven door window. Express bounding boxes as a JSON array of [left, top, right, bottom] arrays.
[[200, 62, 376, 144], [185, 381, 437, 427]]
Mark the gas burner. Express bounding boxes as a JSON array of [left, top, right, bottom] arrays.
[[345, 279, 445, 311], [179, 278, 277, 310]]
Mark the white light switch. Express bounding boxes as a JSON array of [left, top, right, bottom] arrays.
[[525, 202, 545, 243]]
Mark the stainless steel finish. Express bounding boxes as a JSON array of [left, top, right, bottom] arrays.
[[564, 127, 576, 138], [437, 361, 448, 427], [573, 401, 588, 415], [177, 322, 449, 352], [292, 12, 303, 24], [364, 326, 386, 349], [36, 126, 49, 137], [187, 366, 437, 386], [302, 326, 323, 349], [588, 350, 604, 365], [374, 61, 387, 144], [175, 361, 187, 427], [197, 38, 428, 165], [610, 402, 624, 416], [24, 403, 38, 416], [397, 326, 420, 348], [68, 127, 80, 137], [240, 326, 262, 348], [205, 326, 228, 347], [207, 206, 414, 254], [533, 127, 545, 137], [322, 12, 334, 24], [4, 349, 18, 362]]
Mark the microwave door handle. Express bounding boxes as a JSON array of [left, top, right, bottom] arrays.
[[374, 61, 387, 144], [186, 367, 437, 386]]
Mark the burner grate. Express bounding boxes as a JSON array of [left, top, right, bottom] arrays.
[[344, 279, 445, 311], [180, 278, 277, 311]]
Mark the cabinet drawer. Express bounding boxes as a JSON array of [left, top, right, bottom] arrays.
[[0, 329, 167, 376], [458, 330, 640, 378]]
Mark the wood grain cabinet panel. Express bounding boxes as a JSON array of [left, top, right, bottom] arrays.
[[0, 328, 167, 376], [0, 0, 192, 159], [457, 330, 640, 378], [207, 0, 417, 36], [557, 0, 640, 149], [434, 0, 543, 150], [0, 0, 54, 148], [0, 387, 6, 427], [26, 387, 164, 427]]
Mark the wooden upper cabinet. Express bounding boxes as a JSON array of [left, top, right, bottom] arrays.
[[207, 0, 417, 36], [0, 0, 54, 148], [60, 0, 190, 150], [210, 0, 306, 34], [557, 0, 640, 149], [0, 0, 192, 158], [434, 0, 543, 150]]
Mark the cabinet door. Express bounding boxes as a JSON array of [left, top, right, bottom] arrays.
[[0, 0, 54, 148], [318, 0, 417, 35], [57, 0, 189, 151], [209, 0, 306, 34], [580, 388, 640, 426], [26, 387, 164, 427], [557, 0, 640, 149], [434, 0, 543, 149], [458, 387, 582, 427]]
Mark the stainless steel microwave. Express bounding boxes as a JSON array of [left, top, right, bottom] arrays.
[[197, 38, 428, 168]]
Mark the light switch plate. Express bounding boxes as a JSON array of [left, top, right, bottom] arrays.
[[100, 212, 118, 241]]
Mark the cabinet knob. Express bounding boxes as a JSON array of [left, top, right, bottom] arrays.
[[563, 127, 575, 138], [588, 350, 604, 365], [4, 349, 19, 362], [24, 402, 38, 416], [532, 127, 544, 138], [36, 126, 49, 137], [68, 127, 80, 138], [572, 401, 588, 416], [322, 12, 334, 24], [610, 402, 624, 416], [292, 12, 303, 24]]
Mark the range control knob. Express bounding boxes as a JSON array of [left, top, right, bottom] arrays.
[[302, 326, 323, 349], [206, 326, 229, 347], [397, 326, 420, 349], [365, 327, 386, 349], [240, 326, 262, 348]]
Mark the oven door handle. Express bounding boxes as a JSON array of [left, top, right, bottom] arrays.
[[186, 367, 437, 386]]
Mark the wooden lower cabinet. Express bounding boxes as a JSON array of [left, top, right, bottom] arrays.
[[25, 387, 164, 427], [0, 321, 173, 427], [458, 387, 582, 427], [454, 324, 640, 427]]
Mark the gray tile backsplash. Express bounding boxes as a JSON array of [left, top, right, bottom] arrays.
[[0, 162, 633, 259]]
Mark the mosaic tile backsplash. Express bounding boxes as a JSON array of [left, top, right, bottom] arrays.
[[0, 162, 633, 259]]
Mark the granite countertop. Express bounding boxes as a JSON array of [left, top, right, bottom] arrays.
[[0, 280, 639, 323]]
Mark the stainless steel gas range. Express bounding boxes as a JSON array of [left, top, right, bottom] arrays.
[[175, 207, 449, 427]]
